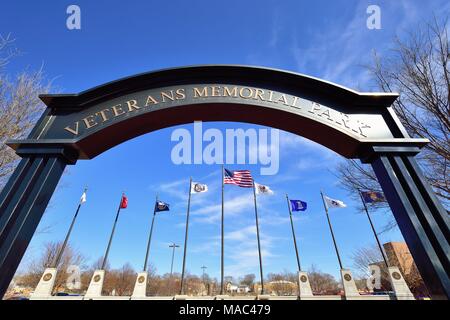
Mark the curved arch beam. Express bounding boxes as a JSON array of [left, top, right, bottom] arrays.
[[7, 65, 426, 160]]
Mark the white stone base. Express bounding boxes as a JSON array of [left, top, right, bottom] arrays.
[[85, 270, 105, 298], [388, 266, 415, 300], [340, 269, 361, 300], [265, 295, 299, 300], [49, 295, 84, 300], [85, 296, 130, 300], [129, 296, 174, 300], [300, 295, 343, 300], [131, 272, 147, 298], [298, 271, 313, 298], [34, 294, 398, 300], [181, 296, 216, 300], [30, 268, 57, 299]]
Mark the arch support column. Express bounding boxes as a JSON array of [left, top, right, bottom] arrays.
[[365, 146, 450, 299], [0, 147, 77, 298]]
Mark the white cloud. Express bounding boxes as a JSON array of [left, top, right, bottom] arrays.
[[289, 1, 434, 90], [191, 193, 254, 224], [221, 225, 277, 277]]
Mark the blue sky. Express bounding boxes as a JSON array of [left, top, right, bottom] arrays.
[[2, 0, 448, 281]]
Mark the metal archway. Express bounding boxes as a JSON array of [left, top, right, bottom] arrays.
[[0, 65, 448, 299]]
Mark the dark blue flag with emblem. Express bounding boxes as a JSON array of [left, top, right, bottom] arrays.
[[361, 191, 385, 203], [155, 201, 170, 212], [290, 199, 308, 212]]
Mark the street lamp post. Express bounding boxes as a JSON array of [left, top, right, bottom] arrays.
[[169, 243, 180, 277]]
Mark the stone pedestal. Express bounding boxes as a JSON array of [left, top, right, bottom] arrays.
[[85, 270, 105, 298], [131, 272, 148, 298], [388, 267, 415, 300], [30, 268, 57, 299], [298, 271, 313, 298], [340, 269, 360, 299]]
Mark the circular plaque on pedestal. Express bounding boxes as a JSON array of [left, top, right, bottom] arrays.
[[43, 273, 53, 281], [344, 274, 352, 281]]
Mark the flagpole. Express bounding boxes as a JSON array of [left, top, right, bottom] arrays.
[[180, 177, 192, 295], [101, 193, 124, 270], [320, 191, 343, 270], [52, 188, 87, 268], [253, 181, 265, 295], [286, 194, 301, 272], [220, 164, 225, 295], [358, 190, 389, 269], [143, 194, 158, 272]]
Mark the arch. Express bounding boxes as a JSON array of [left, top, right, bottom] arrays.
[[0, 65, 448, 300], [7, 65, 425, 160]]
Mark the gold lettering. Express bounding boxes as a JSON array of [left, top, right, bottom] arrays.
[[275, 94, 289, 106], [267, 90, 274, 102], [126, 99, 140, 112], [308, 102, 321, 114], [211, 86, 221, 97], [176, 88, 186, 100], [335, 113, 351, 128], [223, 86, 238, 97], [96, 109, 110, 122], [64, 122, 79, 135], [193, 87, 208, 97], [161, 90, 175, 102], [82, 115, 98, 129], [145, 95, 159, 106], [112, 104, 125, 117], [239, 87, 253, 99], [254, 89, 266, 101], [291, 96, 299, 108], [320, 108, 333, 120], [358, 122, 370, 137]]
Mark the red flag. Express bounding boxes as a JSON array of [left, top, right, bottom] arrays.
[[120, 195, 128, 209]]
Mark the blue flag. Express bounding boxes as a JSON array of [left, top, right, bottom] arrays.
[[290, 200, 307, 212], [361, 191, 385, 203], [155, 201, 170, 212]]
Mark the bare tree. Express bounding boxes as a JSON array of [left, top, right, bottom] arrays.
[[351, 244, 392, 291], [90, 256, 110, 272], [336, 16, 450, 213], [103, 263, 136, 296], [239, 274, 256, 287], [0, 34, 50, 189], [266, 272, 297, 296], [0, 34, 19, 68], [384, 245, 428, 297], [307, 265, 340, 295], [351, 243, 428, 297], [13, 241, 87, 293]]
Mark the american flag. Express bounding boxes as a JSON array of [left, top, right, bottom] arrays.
[[224, 169, 253, 188]]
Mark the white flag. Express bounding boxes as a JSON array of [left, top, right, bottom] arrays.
[[80, 191, 87, 204], [324, 196, 346, 209], [255, 183, 274, 195], [191, 182, 208, 193]]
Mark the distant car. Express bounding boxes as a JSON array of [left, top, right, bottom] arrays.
[[54, 292, 81, 296], [5, 296, 29, 300], [373, 291, 395, 296]]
